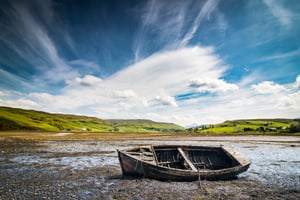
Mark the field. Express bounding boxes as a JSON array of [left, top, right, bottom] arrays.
[[191, 119, 300, 134], [0, 132, 299, 199], [0, 106, 184, 132]]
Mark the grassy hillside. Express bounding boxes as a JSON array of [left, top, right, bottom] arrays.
[[188, 119, 300, 134], [0, 106, 185, 132], [109, 119, 184, 132]]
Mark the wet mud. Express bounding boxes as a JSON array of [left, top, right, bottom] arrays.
[[0, 135, 299, 199]]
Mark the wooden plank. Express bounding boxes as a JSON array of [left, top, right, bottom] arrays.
[[151, 146, 159, 166], [154, 148, 177, 151], [177, 148, 197, 171], [127, 151, 153, 156], [221, 146, 251, 166]]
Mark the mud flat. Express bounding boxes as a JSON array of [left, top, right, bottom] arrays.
[[0, 135, 299, 199]]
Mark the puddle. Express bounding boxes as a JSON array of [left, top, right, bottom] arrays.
[[10, 154, 118, 170], [0, 156, 6, 161]]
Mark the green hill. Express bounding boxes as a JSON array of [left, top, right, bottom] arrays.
[[188, 119, 300, 134], [0, 106, 185, 132]]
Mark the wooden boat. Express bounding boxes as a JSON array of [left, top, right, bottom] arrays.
[[117, 145, 250, 181]]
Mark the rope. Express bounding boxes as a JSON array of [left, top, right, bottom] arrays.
[[198, 169, 203, 191]]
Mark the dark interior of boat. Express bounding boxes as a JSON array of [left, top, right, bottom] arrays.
[[154, 147, 240, 170], [155, 149, 188, 169]]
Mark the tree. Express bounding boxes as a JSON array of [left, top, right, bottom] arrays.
[[243, 127, 253, 132], [257, 126, 265, 132], [289, 123, 300, 133]]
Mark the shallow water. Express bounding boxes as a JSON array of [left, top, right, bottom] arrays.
[[6, 136, 300, 190], [237, 144, 300, 189], [10, 154, 117, 170]]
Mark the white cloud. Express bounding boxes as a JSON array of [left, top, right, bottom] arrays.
[[66, 75, 103, 87], [246, 77, 300, 113], [2, 46, 299, 126], [113, 90, 137, 99], [0, 98, 39, 109], [6, 46, 232, 123], [251, 81, 285, 94], [147, 95, 178, 107], [238, 70, 265, 87], [108, 46, 226, 97], [0, 91, 7, 97], [189, 78, 238, 93], [277, 91, 300, 109], [296, 75, 300, 88], [29, 93, 55, 105]]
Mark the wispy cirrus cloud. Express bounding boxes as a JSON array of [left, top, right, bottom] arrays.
[[133, 0, 187, 61], [0, 69, 35, 91], [69, 60, 100, 70], [133, 0, 222, 61], [256, 48, 300, 62], [0, 0, 80, 85], [180, 0, 220, 47], [263, 0, 292, 27]]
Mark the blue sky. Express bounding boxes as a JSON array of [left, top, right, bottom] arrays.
[[0, 0, 299, 126]]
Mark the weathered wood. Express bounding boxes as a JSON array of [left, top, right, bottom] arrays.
[[151, 146, 159, 166], [177, 147, 197, 171], [128, 152, 153, 156], [221, 146, 251, 166]]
